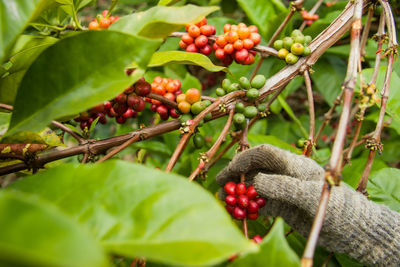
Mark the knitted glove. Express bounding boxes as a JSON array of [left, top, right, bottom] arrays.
[[216, 144, 400, 267]]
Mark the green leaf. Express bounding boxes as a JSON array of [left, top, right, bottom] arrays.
[[0, 0, 44, 63], [236, 0, 287, 38], [6, 31, 161, 137], [9, 161, 257, 266], [157, 0, 180, 6], [110, 4, 219, 39], [367, 168, 400, 212], [145, 51, 228, 73], [0, 35, 58, 105], [0, 112, 10, 136], [248, 134, 302, 154], [0, 190, 108, 267], [181, 72, 202, 92], [342, 156, 387, 189], [0, 127, 64, 147], [312, 56, 346, 106], [229, 218, 300, 267]]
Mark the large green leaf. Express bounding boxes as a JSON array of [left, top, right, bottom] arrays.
[[9, 161, 257, 266], [110, 4, 219, 39], [0, 0, 44, 63], [0, 35, 58, 105], [229, 218, 300, 267], [312, 56, 346, 106], [236, 0, 287, 38], [248, 134, 302, 154], [145, 51, 228, 72], [0, 190, 108, 267], [6, 31, 161, 137], [367, 168, 400, 212], [342, 156, 387, 189]]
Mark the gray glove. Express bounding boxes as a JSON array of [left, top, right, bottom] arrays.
[[216, 144, 400, 267]]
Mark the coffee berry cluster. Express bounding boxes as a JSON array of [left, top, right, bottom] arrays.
[[301, 10, 319, 26], [215, 74, 267, 130], [179, 18, 216, 55], [148, 76, 182, 120], [75, 78, 152, 129], [274, 29, 312, 65], [224, 182, 266, 220], [213, 23, 260, 66], [88, 10, 120, 30]]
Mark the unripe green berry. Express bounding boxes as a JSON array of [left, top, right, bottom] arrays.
[[273, 40, 283, 50], [180, 114, 192, 123], [291, 29, 303, 38], [294, 35, 305, 44], [235, 102, 245, 113], [204, 112, 212, 121], [239, 77, 251, 90], [243, 106, 258, 118], [216, 88, 226, 96], [227, 83, 240, 93], [304, 35, 312, 44], [278, 48, 289, 59], [291, 43, 304, 56], [285, 53, 298, 64], [233, 113, 246, 124], [193, 134, 205, 149], [191, 101, 206, 115], [283, 37, 294, 50], [303, 46, 311, 56], [222, 79, 232, 90], [251, 74, 266, 89], [257, 103, 267, 112], [246, 88, 260, 100], [203, 100, 212, 107]]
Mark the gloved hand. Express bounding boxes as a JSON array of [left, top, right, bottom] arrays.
[[216, 144, 400, 267]]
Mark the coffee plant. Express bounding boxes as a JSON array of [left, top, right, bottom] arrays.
[[0, 0, 399, 266]]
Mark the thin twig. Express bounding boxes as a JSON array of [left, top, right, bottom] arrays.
[[303, 70, 315, 156], [188, 108, 234, 181], [357, 53, 394, 192], [97, 135, 140, 163], [360, 6, 374, 58], [0, 103, 85, 144], [302, 1, 363, 265], [166, 91, 245, 172]]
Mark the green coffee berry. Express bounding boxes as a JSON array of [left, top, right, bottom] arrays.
[[235, 102, 245, 113], [246, 88, 260, 100], [243, 106, 258, 118], [251, 74, 266, 89], [283, 37, 294, 50], [278, 48, 289, 59], [285, 53, 298, 64], [233, 113, 246, 124], [216, 88, 226, 96], [273, 40, 283, 50], [291, 43, 304, 56], [222, 79, 232, 90], [239, 77, 251, 89]]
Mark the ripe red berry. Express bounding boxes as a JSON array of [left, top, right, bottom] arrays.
[[225, 205, 235, 214], [113, 103, 128, 115], [169, 108, 180, 118], [157, 105, 169, 120], [200, 44, 212, 55], [150, 104, 157, 112], [252, 235, 263, 244], [237, 195, 249, 208], [135, 82, 151, 96], [235, 183, 246, 195], [224, 182, 236, 195], [225, 195, 237, 206], [255, 197, 266, 208], [107, 107, 117, 117], [188, 25, 201, 38], [200, 25, 213, 36], [99, 17, 111, 29], [224, 44, 234, 54], [122, 108, 135, 119], [235, 48, 249, 63], [103, 101, 112, 110], [246, 185, 258, 199], [243, 38, 254, 49], [115, 93, 127, 104], [195, 35, 208, 48], [80, 121, 88, 130], [186, 43, 198, 53], [215, 36, 227, 47], [233, 207, 246, 220], [247, 212, 259, 220], [88, 21, 99, 30], [102, 10, 109, 17], [179, 40, 188, 49], [116, 116, 126, 124], [250, 32, 261, 45], [247, 200, 259, 213], [215, 48, 226, 59], [181, 33, 193, 44], [243, 54, 255, 65]]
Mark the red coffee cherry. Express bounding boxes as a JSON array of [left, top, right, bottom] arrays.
[[233, 207, 246, 220], [225, 195, 237, 206], [224, 182, 236, 195], [237, 195, 249, 208], [195, 35, 208, 48], [235, 183, 246, 195], [226, 205, 235, 214], [246, 185, 258, 199], [255, 197, 266, 208], [252, 235, 263, 244], [247, 212, 259, 220], [186, 43, 198, 53], [247, 200, 259, 213]]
